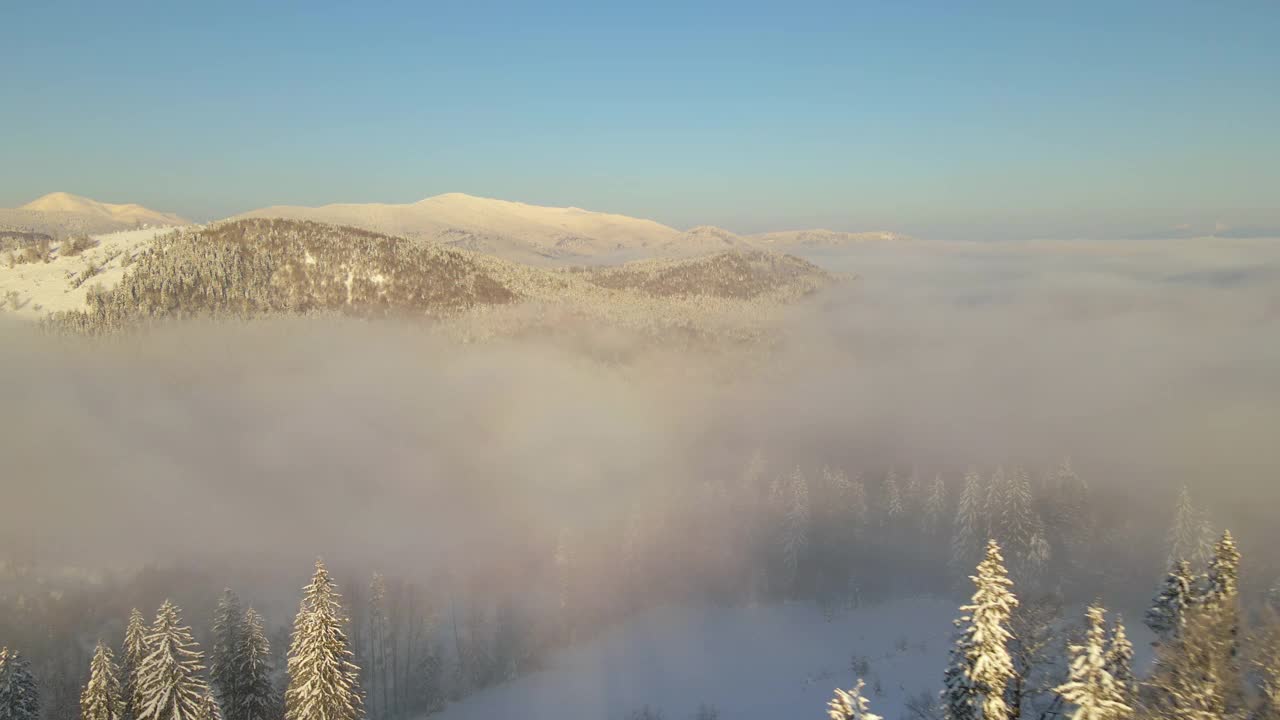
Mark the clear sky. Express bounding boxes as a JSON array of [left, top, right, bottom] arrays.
[[2, 1, 1277, 239]]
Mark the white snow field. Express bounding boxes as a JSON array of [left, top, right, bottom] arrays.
[[431, 598, 958, 720]]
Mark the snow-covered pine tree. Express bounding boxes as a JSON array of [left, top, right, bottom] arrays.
[[81, 640, 125, 720], [847, 471, 869, 536], [984, 466, 1008, 539], [1204, 530, 1241, 610], [1001, 466, 1045, 582], [1145, 560, 1194, 644], [951, 468, 984, 574], [0, 647, 39, 720], [884, 470, 904, 521], [1055, 605, 1131, 720], [1145, 606, 1234, 720], [923, 474, 947, 537], [211, 589, 245, 719], [136, 600, 214, 720], [235, 608, 279, 720], [284, 559, 363, 720], [1105, 616, 1137, 710], [123, 608, 149, 720], [1204, 530, 1243, 701], [1024, 532, 1051, 587], [827, 678, 882, 720], [942, 540, 1019, 720], [781, 466, 811, 594], [1167, 486, 1213, 567], [905, 469, 923, 518]]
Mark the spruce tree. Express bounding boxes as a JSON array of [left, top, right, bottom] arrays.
[[284, 559, 363, 720], [1204, 530, 1243, 704], [1055, 605, 1131, 720], [1145, 607, 1234, 720], [827, 679, 882, 720], [1105, 617, 1137, 710], [236, 609, 279, 720], [923, 474, 947, 537], [136, 600, 215, 720], [951, 468, 984, 574], [123, 608, 149, 720], [942, 540, 1019, 720], [1168, 486, 1212, 566], [211, 589, 246, 718], [82, 641, 125, 720], [1146, 560, 1194, 644], [1000, 467, 1044, 577], [781, 466, 810, 594], [0, 647, 39, 720], [847, 472, 869, 536], [984, 466, 1008, 539], [884, 470, 904, 521]]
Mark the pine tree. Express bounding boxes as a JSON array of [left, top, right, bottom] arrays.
[[1047, 457, 1089, 571], [942, 540, 1019, 720], [951, 468, 984, 574], [1055, 605, 1131, 720], [1205, 530, 1241, 610], [781, 466, 811, 594], [136, 600, 214, 720], [211, 589, 245, 719], [923, 474, 947, 537], [884, 470, 904, 521], [284, 559, 363, 720], [999, 467, 1044, 578], [236, 609, 279, 720], [123, 608, 150, 720], [82, 641, 125, 720], [1168, 486, 1212, 566], [1146, 560, 1194, 643], [847, 472, 869, 536], [1145, 607, 1234, 720], [0, 647, 40, 720], [1023, 532, 1051, 586], [984, 466, 1008, 539], [1104, 617, 1137, 711], [827, 679, 882, 720], [1203, 530, 1243, 702]]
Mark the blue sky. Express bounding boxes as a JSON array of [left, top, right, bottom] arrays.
[[2, 1, 1277, 238]]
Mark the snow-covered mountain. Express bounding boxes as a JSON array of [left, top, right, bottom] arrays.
[[0, 192, 188, 238], [233, 193, 904, 264]]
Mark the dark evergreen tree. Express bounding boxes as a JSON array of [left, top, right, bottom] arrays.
[[0, 647, 39, 720], [236, 608, 280, 720], [1146, 560, 1194, 644], [211, 589, 246, 719]]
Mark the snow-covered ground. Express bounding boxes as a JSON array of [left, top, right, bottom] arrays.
[[0, 225, 186, 319], [432, 598, 958, 720]]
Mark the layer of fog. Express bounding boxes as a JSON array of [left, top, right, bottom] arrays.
[[2, 235, 1278, 585]]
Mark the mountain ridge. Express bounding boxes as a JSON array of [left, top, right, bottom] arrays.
[[233, 193, 905, 264], [2, 192, 188, 238]]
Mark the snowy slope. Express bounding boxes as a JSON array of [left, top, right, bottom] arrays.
[[234, 193, 684, 263], [429, 599, 957, 720], [0, 225, 186, 318]]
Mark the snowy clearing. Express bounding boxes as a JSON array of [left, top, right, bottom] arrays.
[[431, 598, 957, 720]]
